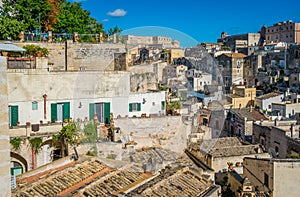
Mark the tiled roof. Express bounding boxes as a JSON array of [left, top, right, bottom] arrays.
[[208, 145, 262, 157], [200, 137, 242, 154], [223, 53, 247, 58], [139, 167, 215, 197], [13, 151, 216, 197], [13, 159, 111, 197], [130, 147, 178, 164], [256, 92, 282, 100], [81, 164, 151, 196], [231, 108, 268, 121]]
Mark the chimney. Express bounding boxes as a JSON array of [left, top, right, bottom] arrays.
[[275, 119, 279, 126], [291, 124, 295, 138]]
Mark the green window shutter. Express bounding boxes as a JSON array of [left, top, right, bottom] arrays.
[[104, 102, 110, 124], [89, 103, 95, 120], [161, 101, 165, 110], [137, 103, 141, 111], [10, 106, 18, 126], [129, 103, 133, 112], [63, 102, 70, 120], [51, 103, 57, 123], [11, 166, 23, 176]]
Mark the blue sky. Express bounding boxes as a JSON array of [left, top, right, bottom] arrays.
[[74, 0, 300, 47]]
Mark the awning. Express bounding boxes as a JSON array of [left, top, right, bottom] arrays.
[[0, 41, 26, 52]]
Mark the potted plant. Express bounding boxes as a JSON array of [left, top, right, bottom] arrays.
[[40, 47, 49, 57]]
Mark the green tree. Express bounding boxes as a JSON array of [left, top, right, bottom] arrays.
[[1, 0, 104, 36], [53, 1, 103, 34], [167, 101, 182, 115], [1, 0, 51, 32], [28, 137, 43, 154], [82, 122, 98, 143], [10, 137, 22, 151], [0, 15, 25, 40], [107, 25, 122, 36], [53, 121, 81, 157]]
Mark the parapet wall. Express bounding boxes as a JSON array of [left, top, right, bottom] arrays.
[[16, 42, 126, 71]]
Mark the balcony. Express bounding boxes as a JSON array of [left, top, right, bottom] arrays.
[[9, 123, 62, 138]]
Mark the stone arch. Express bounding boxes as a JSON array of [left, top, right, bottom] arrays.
[[10, 152, 28, 172], [40, 138, 64, 162]]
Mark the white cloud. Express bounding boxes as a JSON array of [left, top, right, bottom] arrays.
[[107, 9, 127, 17], [102, 19, 109, 22]]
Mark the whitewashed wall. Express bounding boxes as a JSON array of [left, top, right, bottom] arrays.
[[128, 92, 166, 117]]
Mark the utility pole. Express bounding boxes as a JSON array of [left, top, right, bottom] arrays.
[[65, 41, 68, 71]]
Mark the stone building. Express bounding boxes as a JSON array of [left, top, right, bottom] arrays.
[[6, 57, 166, 127], [272, 101, 300, 118], [243, 53, 263, 87], [228, 172, 267, 197], [253, 122, 300, 159], [0, 56, 11, 196], [217, 53, 246, 88], [5, 55, 167, 175], [226, 86, 256, 109], [122, 35, 180, 49], [217, 32, 262, 54], [256, 92, 284, 112], [15, 41, 126, 71], [187, 72, 212, 92], [196, 137, 269, 173], [243, 157, 300, 197], [265, 20, 300, 44], [226, 108, 268, 142]]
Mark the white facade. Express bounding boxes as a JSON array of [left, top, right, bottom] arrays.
[[272, 102, 300, 118], [256, 93, 283, 112], [128, 92, 166, 117], [7, 68, 166, 125], [188, 73, 212, 91]]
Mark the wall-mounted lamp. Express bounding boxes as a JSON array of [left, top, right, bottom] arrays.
[[78, 102, 82, 108], [142, 98, 146, 104]]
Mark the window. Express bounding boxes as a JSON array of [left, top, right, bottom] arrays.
[[275, 146, 279, 154], [9, 105, 19, 126], [32, 101, 38, 110], [129, 103, 141, 112], [161, 101, 165, 110], [51, 102, 70, 123], [264, 173, 269, 187], [89, 103, 110, 124]]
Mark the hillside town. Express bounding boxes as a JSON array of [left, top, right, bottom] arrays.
[[0, 2, 300, 196]]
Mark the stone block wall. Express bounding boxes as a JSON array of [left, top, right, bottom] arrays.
[[0, 57, 11, 196], [16, 42, 126, 71]]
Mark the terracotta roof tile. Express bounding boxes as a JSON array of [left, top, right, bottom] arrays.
[[223, 53, 247, 58]]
